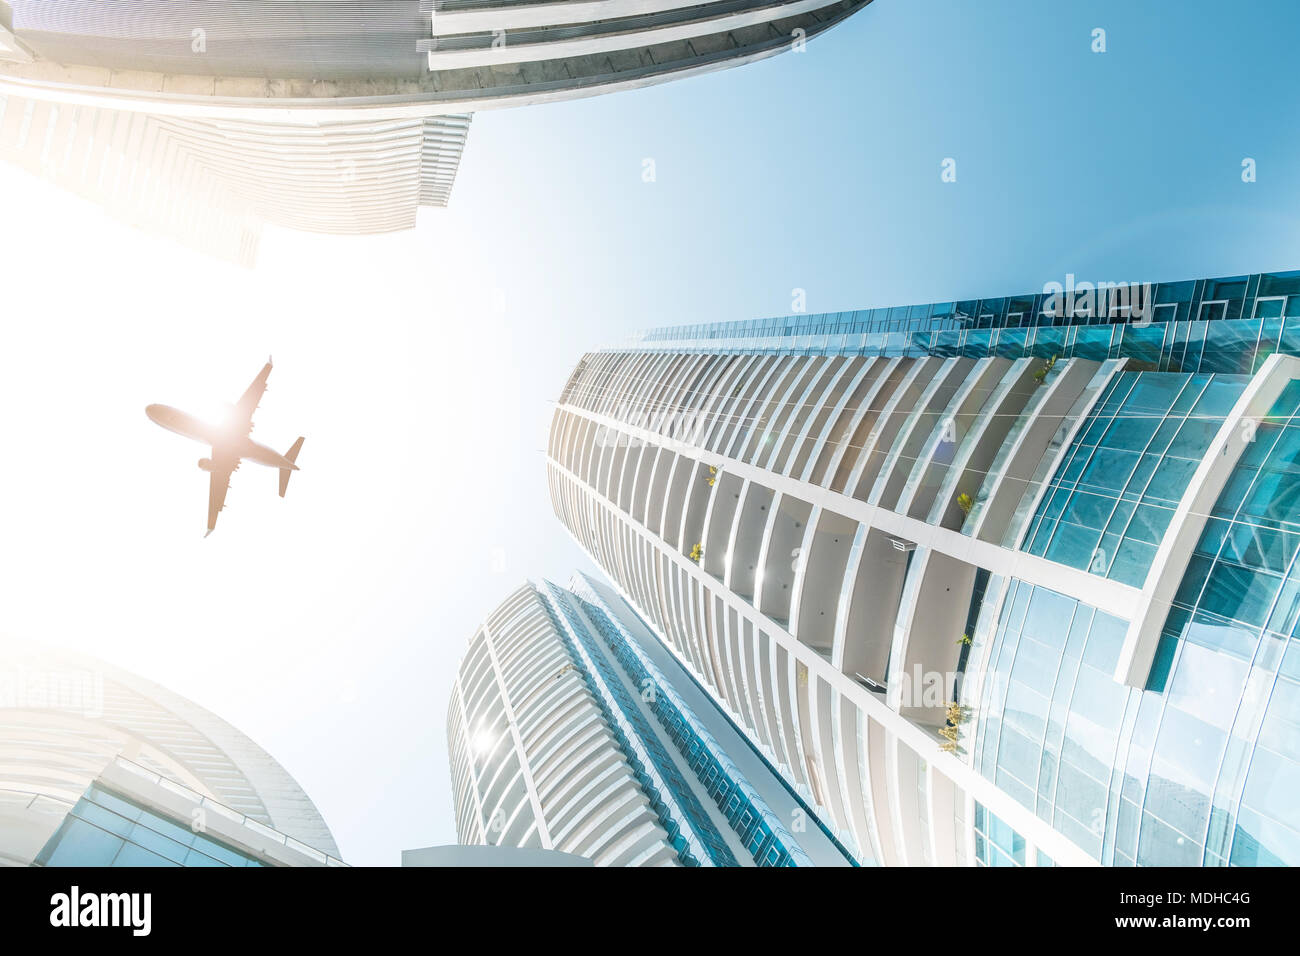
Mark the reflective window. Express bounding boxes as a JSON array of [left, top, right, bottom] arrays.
[[975, 582, 1128, 860], [1021, 371, 1248, 586], [552, 583, 834, 867], [1144, 382, 1300, 866], [973, 803, 1026, 866], [980, 564, 1300, 865], [638, 272, 1300, 372], [36, 784, 267, 867]]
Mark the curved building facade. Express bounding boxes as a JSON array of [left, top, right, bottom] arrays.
[[0, 0, 871, 262], [547, 269, 1300, 866], [0, 639, 341, 866], [448, 576, 855, 865]]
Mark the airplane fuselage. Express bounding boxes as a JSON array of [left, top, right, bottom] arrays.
[[145, 404, 299, 471], [147, 360, 304, 535]]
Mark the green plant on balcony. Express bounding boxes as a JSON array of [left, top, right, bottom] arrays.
[[688, 543, 704, 564], [955, 632, 973, 647], [939, 700, 971, 754], [956, 491, 974, 516], [706, 465, 719, 487], [1033, 354, 1058, 385]]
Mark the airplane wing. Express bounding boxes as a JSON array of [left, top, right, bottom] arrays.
[[205, 456, 238, 536], [233, 360, 272, 436]]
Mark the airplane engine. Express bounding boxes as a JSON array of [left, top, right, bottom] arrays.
[[198, 458, 213, 472]]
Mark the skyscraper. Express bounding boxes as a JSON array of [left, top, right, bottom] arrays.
[[447, 573, 856, 865], [546, 269, 1300, 866], [0, 0, 872, 263], [0, 640, 343, 866]]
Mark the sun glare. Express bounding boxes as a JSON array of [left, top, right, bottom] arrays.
[[198, 401, 238, 431], [472, 729, 498, 757]]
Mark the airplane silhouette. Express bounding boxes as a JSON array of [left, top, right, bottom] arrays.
[[146, 359, 304, 536]]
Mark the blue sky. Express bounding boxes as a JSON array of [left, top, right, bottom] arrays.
[[3, 0, 1300, 865]]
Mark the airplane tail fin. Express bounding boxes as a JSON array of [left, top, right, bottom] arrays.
[[279, 437, 305, 498]]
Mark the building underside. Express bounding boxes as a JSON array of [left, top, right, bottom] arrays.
[[0, 0, 871, 263]]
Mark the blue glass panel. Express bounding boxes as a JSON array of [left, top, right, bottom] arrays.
[[1073, 326, 1113, 360], [36, 786, 266, 868], [1200, 562, 1282, 628], [1166, 642, 1249, 731], [974, 803, 1026, 866], [111, 843, 180, 867], [40, 821, 123, 866], [1023, 371, 1247, 585], [1137, 811, 1202, 866], [1257, 677, 1300, 762], [1230, 808, 1296, 865], [74, 800, 133, 837], [1200, 321, 1261, 373], [125, 823, 190, 865], [1109, 539, 1158, 587], [1240, 746, 1300, 834], [1146, 633, 1179, 693]]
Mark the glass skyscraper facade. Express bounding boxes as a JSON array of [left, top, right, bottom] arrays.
[[0, 0, 872, 263], [38, 783, 270, 868], [639, 271, 1300, 376], [1020, 370, 1248, 587], [544, 268, 1300, 866], [447, 574, 855, 866], [977, 376, 1300, 867], [0, 641, 343, 867]]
